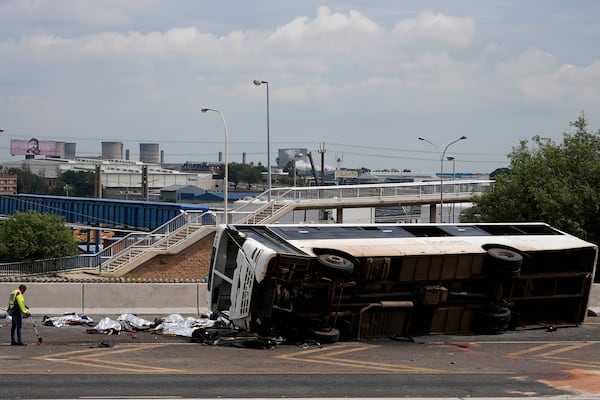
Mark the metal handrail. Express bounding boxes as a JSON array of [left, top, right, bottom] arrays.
[[233, 179, 494, 221], [0, 210, 216, 277], [98, 210, 214, 272]]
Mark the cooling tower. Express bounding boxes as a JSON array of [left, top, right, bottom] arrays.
[[55, 142, 65, 158], [140, 143, 160, 164], [102, 142, 123, 160], [64, 143, 76, 159]]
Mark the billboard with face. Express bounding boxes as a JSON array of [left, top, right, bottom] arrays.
[[11, 138, 58, 156]]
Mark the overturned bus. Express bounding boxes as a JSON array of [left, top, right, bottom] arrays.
[[207, 223, 597, 342]]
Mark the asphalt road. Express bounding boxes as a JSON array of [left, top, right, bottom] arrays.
[[1, 314, 599, 399]]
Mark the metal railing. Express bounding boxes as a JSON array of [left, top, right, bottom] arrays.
[[265, 179, 493, 202], [0, 210, 216, 277], [232, 179, 494, 223], [98, 211, 214, 273], [0, 254, 98, 277]]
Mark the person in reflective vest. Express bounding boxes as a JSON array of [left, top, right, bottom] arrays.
[[8, 284, 30, 345]]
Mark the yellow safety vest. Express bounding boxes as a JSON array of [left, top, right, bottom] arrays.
[[8, 288, 28, 316]]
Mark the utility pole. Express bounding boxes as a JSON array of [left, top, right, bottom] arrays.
[[141, 165, 149, 201], [319, 142, 326, 185], [94, 165, 102, 198]]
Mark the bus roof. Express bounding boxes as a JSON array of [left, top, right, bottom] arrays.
[[223, 223, 598, 258]]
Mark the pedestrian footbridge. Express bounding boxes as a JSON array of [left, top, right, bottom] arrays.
[[232, 179, 493, 225], [1, 180, 493, 277]]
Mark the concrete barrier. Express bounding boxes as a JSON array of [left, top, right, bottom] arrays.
[[0, 282, 209, 316], [0, 282, 598, 318]]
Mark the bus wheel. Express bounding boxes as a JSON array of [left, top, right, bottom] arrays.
[[472, 307, 511, 334], [485, 247, 523, 279], [305, 327, 340, 344], [317, 254, 354, 276]]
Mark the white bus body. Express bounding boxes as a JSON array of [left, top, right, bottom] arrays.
[[208, 223, 597, 342]]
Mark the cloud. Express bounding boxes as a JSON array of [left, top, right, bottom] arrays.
[[520, 61, 600, 103], [0, 0, 137, 28], [269, 6, 384, 54], [496, 48, 558, 76], [390, 12, 476, 50], [2, 6, 595, 110], [490, 49, 600, 105], [2, 8, 472, 73], [1, 3, 600, 173]]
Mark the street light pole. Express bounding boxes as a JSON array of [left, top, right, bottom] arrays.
[[201, 108, 229, 223], [253, 79, 271, 201], [447, 156, 456, 181], [447, 156, 456, 223], [418, 136, 467, 222]]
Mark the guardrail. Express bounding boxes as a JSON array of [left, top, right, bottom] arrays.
[[232, 179, 494, 223], [97, 210, 212, 267], [268, 179, 493, 202], [0, 210, 215, 277], [0, 254, 98, 277]]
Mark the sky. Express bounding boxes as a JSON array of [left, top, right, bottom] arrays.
[[1, 0, 599, 174]]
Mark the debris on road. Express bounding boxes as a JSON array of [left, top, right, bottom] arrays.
[[33, 311, 352, 347], [86, 317, 122, 334], [42, 313, 94, 327], [118, 313, 153, 331], [150, 313, 215, 337], [90, 340, 115, 348]]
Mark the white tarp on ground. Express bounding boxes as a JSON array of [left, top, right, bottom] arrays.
[[42, 313, 94, 327], [91, 317, 122, 333], [151, 313, 215, 337], [42, 312, 216, 338], [118, 313, 153, 330]]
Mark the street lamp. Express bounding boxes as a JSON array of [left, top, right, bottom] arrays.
[[418, 136, 467, 222], [201, 108, 229, 223], [447, 156, 456, 223], [447, 156, 456, 180], [253, 79, 271, 201]]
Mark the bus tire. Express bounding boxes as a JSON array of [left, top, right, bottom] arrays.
[[305, 327, 340, 344], [472, 307, 511, 334], [317, 254, 355, 276], [486, 247, 523, 279]]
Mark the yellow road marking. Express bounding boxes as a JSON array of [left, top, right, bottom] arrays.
[[505, 343, 600, 370], [277, 343, 444, 373], [504, 343, 561, 358], [533, 343, 591, 358], [32, 344, 186, 374]]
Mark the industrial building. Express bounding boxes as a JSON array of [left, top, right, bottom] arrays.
[[0, 174, 17, 195], [1, 138, 233, 200], [1, 157, 220, 200]]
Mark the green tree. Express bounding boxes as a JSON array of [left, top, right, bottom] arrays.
[[228, 163, 265, 190], [463, 113, 600, 245], [228, 163, 244, 190], [0, 211, 79, 262], [6, 164, 48, 194], [49, 170, 95, 197], [240, 166, 263, 190]]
